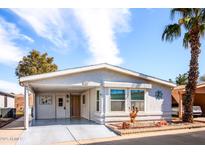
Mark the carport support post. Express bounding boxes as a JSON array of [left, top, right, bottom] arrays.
[[178, 91, 183, 119], [24, 86, 29, 129], [99, 86, 105, 124]]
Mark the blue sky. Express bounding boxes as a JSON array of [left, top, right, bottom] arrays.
[[0, 8, 205, 93]]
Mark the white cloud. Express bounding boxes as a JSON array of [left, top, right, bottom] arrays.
[[73, 9, 131, 65], [0, 17, 31, 65], [9, 9, 131, 65], [11, 9, 69, 51], [21, 35, 34, 43], [0, 80, 23, 94]]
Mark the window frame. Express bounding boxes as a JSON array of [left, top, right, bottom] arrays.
[[130, 89, 145, 111], [110, 89, 126, 112]]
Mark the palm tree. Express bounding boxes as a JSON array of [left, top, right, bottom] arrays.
[[162, 9, 205, 122]]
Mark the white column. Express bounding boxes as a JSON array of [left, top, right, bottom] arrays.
[[144, 90, 148, 112], [24, 86, 29, 129], [99, 86, 105, 124], [125, 89, 130, 112], [178, 92, 183, 119], [32, 93, 36, 120], [99, 86, 104, 115]]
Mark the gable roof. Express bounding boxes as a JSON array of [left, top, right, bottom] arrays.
[[20, 63, 176, 87], [0, 91, 15, 98]]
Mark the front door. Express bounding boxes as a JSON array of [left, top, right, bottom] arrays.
[[70, 95, 81, 118], [56, 95, 66, 118]]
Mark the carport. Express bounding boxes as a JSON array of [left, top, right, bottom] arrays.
[[172, 83, 205, 118]]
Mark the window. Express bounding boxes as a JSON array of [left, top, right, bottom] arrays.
[[40, 96, 52, 105], [131, 90, 145, 111], [58, 98, 63, 107], [111, 89, 125, 111], [96, 90, 100, 111], [82, 95, 86, 104]]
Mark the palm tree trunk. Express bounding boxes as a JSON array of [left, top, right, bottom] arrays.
[[183, 27, 201, 122]]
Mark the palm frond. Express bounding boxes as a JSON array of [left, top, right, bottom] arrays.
[[162, 24, 181, 42], [183, 32, 190, 49], [200, 8, 205, 23], [199, 24, 205, 37], [170, 8, 192, 20], [193, 8, 202, 17], [183, 17, 194, 30]]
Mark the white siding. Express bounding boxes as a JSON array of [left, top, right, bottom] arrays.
[[36, 93, 56, 119], [30, 69, 147, 86], [0, 95, 4, 108], [0, 95, 15, 108], [146, 83, 172, 119], [89, 88, 97, 121], [81, 90, 90, 119], [7, 97, 15, 108]]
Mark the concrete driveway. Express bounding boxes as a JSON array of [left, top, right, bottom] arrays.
[[17, 119, 117, 145]]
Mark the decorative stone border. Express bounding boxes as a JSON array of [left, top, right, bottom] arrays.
[[106, 122, 205, 135]]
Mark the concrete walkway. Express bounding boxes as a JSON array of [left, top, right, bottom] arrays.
[[17, 119, 117, 145]]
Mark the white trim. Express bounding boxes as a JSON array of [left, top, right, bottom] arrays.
[[33, 92, 36, 120], [20, 63, 176, 87], [29, 82, 101, 87], [24, 86, 29, 129], [103, 81, 152, 89]]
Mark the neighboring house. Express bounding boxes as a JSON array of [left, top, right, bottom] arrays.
[[172, 82, 205, 117], [0, 91, 15, 108], [15, 94, 33, 114], [19, 63, 176, 129]]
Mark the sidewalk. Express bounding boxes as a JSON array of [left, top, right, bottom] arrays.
[[0, 117, 24, 145]]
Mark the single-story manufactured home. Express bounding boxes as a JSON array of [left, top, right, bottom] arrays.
[[0, 91, 15, 118], [20, 63, 176, 129], [0, 91, 15, 109]]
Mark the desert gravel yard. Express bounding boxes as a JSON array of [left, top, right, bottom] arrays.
[[106, 119, 205, 135]]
